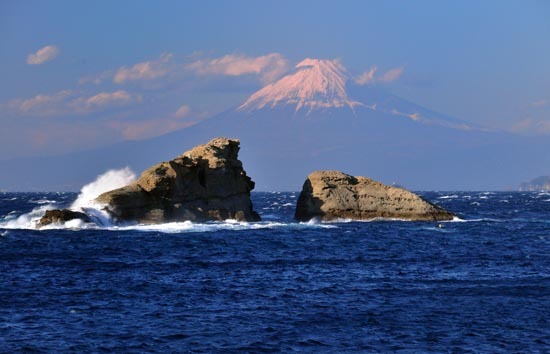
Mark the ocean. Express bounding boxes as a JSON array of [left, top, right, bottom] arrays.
[[1, 190, 549, 352]]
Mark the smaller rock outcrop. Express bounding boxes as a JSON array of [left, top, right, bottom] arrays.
[[38, 209, 92, 227], [295, 171, 454, 221], [95, 137, 260, 223]]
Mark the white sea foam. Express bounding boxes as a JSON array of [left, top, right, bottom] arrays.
[[32, 220, 336, 233], [1, 204, 56, 229]]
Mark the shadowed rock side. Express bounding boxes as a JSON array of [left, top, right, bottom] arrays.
[[295, 171, 454, 221], [38, 209, 92, 227], [96, 137, 260, 223]]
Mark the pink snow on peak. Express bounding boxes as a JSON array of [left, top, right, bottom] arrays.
[[238, 58, 361, 112]]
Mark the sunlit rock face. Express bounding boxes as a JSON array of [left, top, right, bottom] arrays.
[[295, 170, 454, 222], [96, 137, 260, 224]]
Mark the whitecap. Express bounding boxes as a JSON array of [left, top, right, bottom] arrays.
[[438, 195, 459, 199], [31, 199, 58, 205]]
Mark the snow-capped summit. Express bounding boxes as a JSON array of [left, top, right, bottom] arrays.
[[239, 58, 361, 112]]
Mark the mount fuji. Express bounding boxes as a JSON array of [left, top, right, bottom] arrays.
[[2, 58, 549, 191]]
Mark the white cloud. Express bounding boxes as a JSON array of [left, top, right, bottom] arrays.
[[355, 66, 378, 85], [69, 90, 140, 113], [27, 45, 60, 65], [187, 53, 289, 84], [355, 66, 404, 85], [108, 104, 200, 140], [173, 104, 191, 118], [110, 115, 198, 141], [4, 90, 140, 116], [6, 90, 73, 116], [379, 67, 404, 83], [114, 53, 174, 84], [391, 109, 420, 121]]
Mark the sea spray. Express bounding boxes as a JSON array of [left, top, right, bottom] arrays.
[[71, 167, 136, 211], [69, 167, 136, 226], [2, 204, 56, 229], [0, 168, 136, 229]]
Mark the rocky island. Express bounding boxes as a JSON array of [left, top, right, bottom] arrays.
[[95, 137, 260, 223], [295, 170, 454, 221]]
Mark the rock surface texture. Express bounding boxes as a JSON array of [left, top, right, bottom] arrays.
[[96, 138, 260, 223], [295, 171, 454, 221], [38, 209, 92, 227]]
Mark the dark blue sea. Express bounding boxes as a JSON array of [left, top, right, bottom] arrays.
[[1, 191, 549, 353]]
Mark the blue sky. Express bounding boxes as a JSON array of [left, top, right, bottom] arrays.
[[1, 0, 549, 159]]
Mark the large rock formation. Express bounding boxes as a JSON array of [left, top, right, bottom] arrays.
[[95, 137, 260, 223], [295, 171, 454, 221]]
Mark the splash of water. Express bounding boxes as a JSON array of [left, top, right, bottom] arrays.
[[70, 167, 136, 226], [0, 168, 136, 229], [71, 167, 136, 211]]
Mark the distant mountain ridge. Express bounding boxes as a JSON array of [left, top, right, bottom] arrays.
[[1, 58, 549, 191]]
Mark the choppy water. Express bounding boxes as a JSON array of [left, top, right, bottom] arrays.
[[1, 191, 549, 352]]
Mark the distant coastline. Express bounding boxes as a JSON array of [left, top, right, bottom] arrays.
[[519, 176, 550, 191]]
